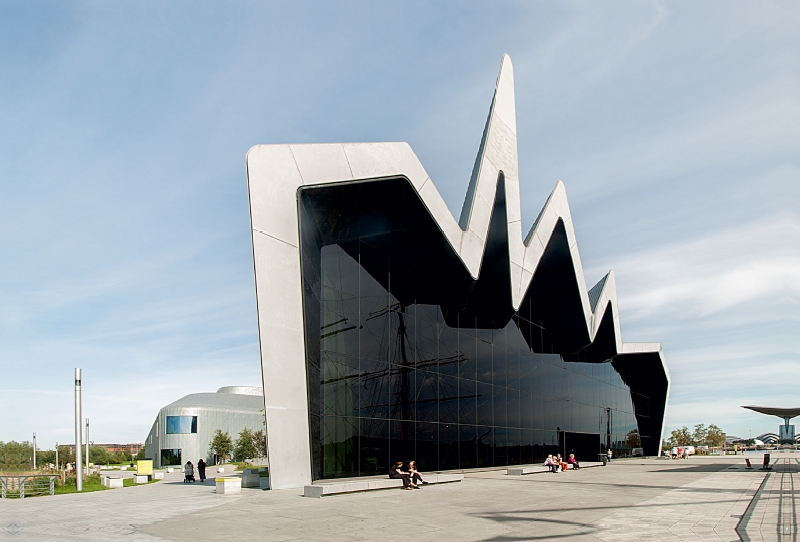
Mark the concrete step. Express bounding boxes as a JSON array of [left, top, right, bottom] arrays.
[[304, 473, 463, 498]]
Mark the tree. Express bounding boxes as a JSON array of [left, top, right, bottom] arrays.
[[706, 424, 725, 448], [108, 451, 129, 465], [37, 449, 56, 467], [234, 428, 258, 462], [210, 430, 233, 464], [693, 424, 708, 446], [670, 427, 694, 446], [252, 429, 267, 459], [57, 444, 75, 468], [0, 441, 33, 471], [89, 445, 110, 466]]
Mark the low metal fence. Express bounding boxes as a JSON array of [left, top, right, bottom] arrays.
[[0, 475, 58, 498]]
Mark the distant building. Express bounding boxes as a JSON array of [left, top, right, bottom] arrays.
[[753, 432, 800, 445], [59, 443, 143, 454], [143, 386, 264, 467], [98, 443, 144, 455]]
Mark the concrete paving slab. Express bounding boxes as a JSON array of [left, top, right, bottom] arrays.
[[0, 456, 781, 541]]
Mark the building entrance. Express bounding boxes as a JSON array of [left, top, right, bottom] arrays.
[[160, 448, 182, 466], [560, 432, 600, 462]]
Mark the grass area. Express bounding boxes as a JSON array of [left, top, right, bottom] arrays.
[[122, 477, 159, 487], [9, 473, 161, 496], [54, 474, 109, 495], [231, 462, 269, 472]]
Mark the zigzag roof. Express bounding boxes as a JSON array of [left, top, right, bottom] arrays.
[[247, 54, 665, 365], [245, 55, 671, 487]]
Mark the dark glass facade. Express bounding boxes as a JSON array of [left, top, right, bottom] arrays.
[[311, 241, 643, 479], [296, 177, 659, 481]]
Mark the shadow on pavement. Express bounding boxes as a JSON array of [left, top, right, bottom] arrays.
[[648, 464, 736, 473]]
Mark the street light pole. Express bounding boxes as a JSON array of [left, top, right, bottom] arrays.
[[85, 418, 90, 475], [32, 432, 37, 470], [75, 368, 83, 492], [55, 442, 59, 471]]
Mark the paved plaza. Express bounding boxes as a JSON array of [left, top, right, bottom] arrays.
[[1, 455, 797, 541]]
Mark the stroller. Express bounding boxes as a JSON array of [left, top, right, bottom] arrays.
[[183, 461, 196, 483]]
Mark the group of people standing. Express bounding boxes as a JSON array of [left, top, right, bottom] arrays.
[[389, 460, 428, 490], [544, 453, 580, 472], [183, 459, 207, 483], [665, 447, 690, 459]]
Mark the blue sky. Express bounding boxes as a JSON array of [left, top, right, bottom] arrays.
[[1, 1, 798, 446]]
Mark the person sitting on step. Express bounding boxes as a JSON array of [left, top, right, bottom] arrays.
[[389, 461, 417, 490], [408, 460, 428, 486], [557, 454, 569, 472]]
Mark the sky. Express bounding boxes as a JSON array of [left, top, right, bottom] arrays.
[[1, 1, 798, 447]]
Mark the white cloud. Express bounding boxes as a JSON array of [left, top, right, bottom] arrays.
[[604, 218, 800, 318]]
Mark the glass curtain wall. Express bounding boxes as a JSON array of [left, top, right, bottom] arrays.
[[313, 239, 645, 480]]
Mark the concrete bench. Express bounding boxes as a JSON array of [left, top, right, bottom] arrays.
[[304, 473, 463, 498], [133, 474, 149, 484], [101, 475, 123, 488], [216, 477, 242, 495], [507, 461, 606, 476], [507, 465, 551, 475], [241, 470, 259, 488], [241, 469, 270, 489]]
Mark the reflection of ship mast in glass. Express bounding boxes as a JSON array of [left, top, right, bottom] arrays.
[[320, 302, 473, 419]]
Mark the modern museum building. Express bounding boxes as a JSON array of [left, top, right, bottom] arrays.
[[246, 55, 670, 489], [143, 386, 264, 467]]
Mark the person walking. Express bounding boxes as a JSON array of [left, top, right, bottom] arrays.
[[184, 461, 195, 483], [197, 459, 207, 482], [607, 449, 613, 462]]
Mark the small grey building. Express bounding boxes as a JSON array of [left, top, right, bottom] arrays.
[[144, 386, 264, 467]]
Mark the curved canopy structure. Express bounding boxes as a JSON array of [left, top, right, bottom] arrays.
[[743, 406, 800, 445], [742, 406, 800, 420]]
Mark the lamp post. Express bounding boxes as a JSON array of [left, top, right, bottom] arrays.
[[32, 432, 37, 470], [85, 418, 90, 475], [55, 442, 59, 471], [75, 368, 83, 492]]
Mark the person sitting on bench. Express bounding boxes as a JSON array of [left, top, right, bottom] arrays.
[[408, 460, 427, 486], [544, 455, 558, 473], [568, 454, 580, 470], [389, 461, 417, 490]]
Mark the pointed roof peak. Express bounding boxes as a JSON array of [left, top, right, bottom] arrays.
[[493, 54, 516, 135]]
